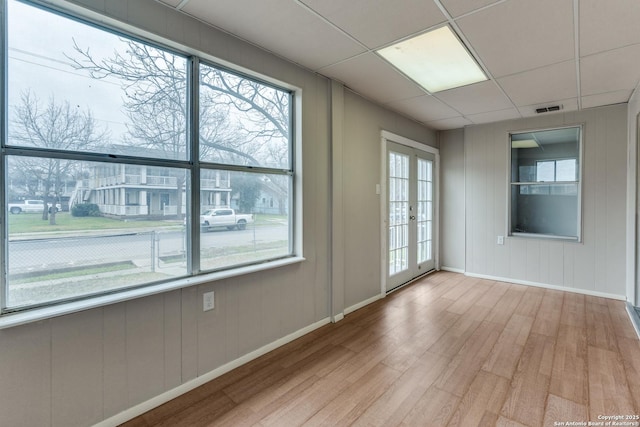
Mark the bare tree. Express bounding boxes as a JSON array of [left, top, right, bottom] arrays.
[[10, 91, 107, 224], [67, 39, 291, 213]]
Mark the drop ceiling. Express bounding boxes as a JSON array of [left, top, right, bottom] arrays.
[[156, 0, 640, 130]]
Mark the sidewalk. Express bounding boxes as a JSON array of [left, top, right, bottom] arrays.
[[8, 224, 183, 241]]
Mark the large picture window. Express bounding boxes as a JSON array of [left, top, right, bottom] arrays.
[[509, 126, 582, 240], [1, 0, 296, 313]]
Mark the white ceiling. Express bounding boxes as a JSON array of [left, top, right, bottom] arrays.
[[156, 0, 640, 130]]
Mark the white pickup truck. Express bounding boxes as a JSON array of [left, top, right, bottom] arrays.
[[200, 208, 254, 231], [8, 199, 61, 214]]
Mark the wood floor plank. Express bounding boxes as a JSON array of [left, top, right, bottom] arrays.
[[300, 363, 401, 426], [585, 299, 619, 352], [119, 272, 639, 427], [482, 314, 534, 379], [351, 351, 451, 427], [560, 292, 586, 328], [475, 281, 510, 309], [427, 314, 484, 358], [441, 276, 479, 301], [542, 394, 588, 427], [500, 333, 555, 427], [446, 370, 510, 427], [607, 299, 639, 339], [495, 416, 529, 427], [223, 342, 336, 403], [485, 286, 527, 326], [549, 324, 589, 405], [398, 385, 459, 427], [588, 345, 636, 419], [255, 370, 353, 426], [149, 390, 236, 427], [445, 279, 493, 315], [514, 286, 545, 318], [338, 336, 404, 385], [434, 321, 502, 397], [246, 346, 355, 412], [617, 337, 640, 411], [381, 311, 458, 373], [530, 289, 563, 337]]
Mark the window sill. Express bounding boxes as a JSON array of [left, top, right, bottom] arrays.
[[0, 256, 305, 330], [510, 232, 580, 242]]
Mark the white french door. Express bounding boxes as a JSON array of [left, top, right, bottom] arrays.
[[386, 141, 436, 291]]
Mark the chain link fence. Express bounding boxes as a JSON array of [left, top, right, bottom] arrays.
[[7, 230, 187, 307]]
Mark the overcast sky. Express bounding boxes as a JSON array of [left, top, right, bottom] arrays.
[[7, 0, 289, 168], [8, 0, 138, 140]]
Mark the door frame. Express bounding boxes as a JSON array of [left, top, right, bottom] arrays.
[[380, 130, 440, 295]]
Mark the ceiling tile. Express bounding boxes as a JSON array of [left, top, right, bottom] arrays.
[[300, 0, 446, 49], [456, 0, 574, 78], [181, 0, 366, 70], [581, 90, 632, 109], [581, 44, 640, 96], [497, 60, 577, 107], [386, 95, 461, 122], [434, 80, 514, 115], [516, 98, 578, 118], [580, 0, 640, 57], [441, 0, 502, 18], [427, 116, 473, 130], [321, 53, 426, 104], [467, 108, 521, 124], [157, 0, 182, 7]]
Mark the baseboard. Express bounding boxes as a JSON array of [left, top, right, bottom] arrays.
[[626, 302, 640, 340], [95, 317, 332, 427], [440, 266, 465, 274], [344, 293, 383, 316], [465, 272, 626, 301], [332, 313, 344, 323]]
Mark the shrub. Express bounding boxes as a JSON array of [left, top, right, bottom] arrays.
[[71, 203, 101, 217]]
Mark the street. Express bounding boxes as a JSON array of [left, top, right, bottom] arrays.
[[8, 223, 288, 274]]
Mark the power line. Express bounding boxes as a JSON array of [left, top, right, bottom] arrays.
[[8, 48, 121, 87]]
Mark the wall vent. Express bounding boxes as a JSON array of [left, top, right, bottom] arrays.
[[535, 105, 563, 114]]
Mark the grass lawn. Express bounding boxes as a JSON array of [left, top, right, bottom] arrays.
[[7, 211, 288, 235], [8, 212, 181, 234]]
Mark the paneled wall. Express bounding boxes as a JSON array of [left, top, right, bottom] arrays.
[[0, 1, 438, 426], [461, 104, 627, 297], [439, 128, 465, 271], [0, 1, 332, 426], [627, 92, 640, 306], [341, 91, 437, 309]]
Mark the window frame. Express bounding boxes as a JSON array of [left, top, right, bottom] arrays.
[[0, 0, 302, 322], [508, 124, 583, 242]]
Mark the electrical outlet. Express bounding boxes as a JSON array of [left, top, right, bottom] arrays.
[[497, 235, 504, 245], [203, 291, 215, 311]]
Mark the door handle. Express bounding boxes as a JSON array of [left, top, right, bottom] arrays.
[[409, 215, 416, 220]]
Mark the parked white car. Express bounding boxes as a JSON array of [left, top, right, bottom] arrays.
[[8, 200, 61, 214], [200, 208, 254, 231]]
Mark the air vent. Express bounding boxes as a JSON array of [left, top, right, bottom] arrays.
[[535, 105, 563, 114]]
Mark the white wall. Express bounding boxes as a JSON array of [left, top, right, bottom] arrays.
[[628, 91, 640, 306], [439, 129, 465, 271], [341, 90, 437, 309], [460, 104, 628, 298], [0, 1, 334, 426], [0, 1, 439, 426]]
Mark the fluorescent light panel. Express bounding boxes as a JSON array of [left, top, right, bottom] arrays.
[[378, 26, 487, 93], [511, 139, 539, 149]]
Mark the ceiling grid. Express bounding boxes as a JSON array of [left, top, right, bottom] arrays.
[[156, 0, 640, 130]]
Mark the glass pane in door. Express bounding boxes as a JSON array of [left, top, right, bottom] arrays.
[[417, 158, 433, 264], [389, 152, 409, 276]]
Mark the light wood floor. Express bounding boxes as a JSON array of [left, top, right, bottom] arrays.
[[122, 272, 640, 427]]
